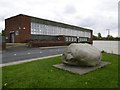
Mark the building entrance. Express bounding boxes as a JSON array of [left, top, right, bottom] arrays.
[[10, 32, 15, 43]]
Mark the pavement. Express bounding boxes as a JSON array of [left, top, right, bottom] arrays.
[[1, 54, 62, 67], [1, 45, 67, 64]]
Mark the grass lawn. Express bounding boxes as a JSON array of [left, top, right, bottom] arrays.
[[2, 53, 119, 88]]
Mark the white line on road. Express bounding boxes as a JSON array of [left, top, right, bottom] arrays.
[[40, 51, 42, 53], [49, 50, 53, 52], [28, 52, 31, 54], [14, 54, 16, 56]]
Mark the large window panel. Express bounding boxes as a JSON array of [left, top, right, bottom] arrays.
[[88, 32, 91, 38], [75, 30, 77, 36], [78, 31, 81, 37], [31, 22, 91, 38], [69, 29, 71, 36], [67, 29, 69, 36], [73, 30, 76, 36], [59, 28, 61, 35], [81, 31, 83, 37], [62, 28, 64, 35]]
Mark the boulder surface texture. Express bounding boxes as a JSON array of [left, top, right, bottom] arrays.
[[62, 43, 101, 66]]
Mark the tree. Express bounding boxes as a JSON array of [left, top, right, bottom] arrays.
[[114, 37, 120, 41], [97, 32, 102, 39], [107, 35, 113, 40], [93, 35, 98, 40], [1, 30, 5, 36]]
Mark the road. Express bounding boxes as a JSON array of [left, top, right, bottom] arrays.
[[2, 46, 66, 64]]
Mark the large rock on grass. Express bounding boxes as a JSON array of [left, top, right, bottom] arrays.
[[62, 43, 101, 66]]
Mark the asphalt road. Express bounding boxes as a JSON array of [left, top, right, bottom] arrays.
[[2, 46, 66, 64]]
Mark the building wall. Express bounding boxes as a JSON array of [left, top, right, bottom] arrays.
[[5, 14, 93, 44], [5, 14, 31, 43]]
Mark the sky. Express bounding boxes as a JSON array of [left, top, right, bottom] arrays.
[[0, 0, 119, 37]]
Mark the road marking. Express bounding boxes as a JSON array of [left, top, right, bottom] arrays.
[[49, 50, 53, 52], [40, 51, 42, 53], [28, 52, 31, 54], [14, 54, 16, 56]]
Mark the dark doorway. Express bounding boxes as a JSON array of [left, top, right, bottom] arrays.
[[77, 37, 79, 43], [10, 32, 15, 43]]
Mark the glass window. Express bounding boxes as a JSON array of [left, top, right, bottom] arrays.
[[70, 37, 72, 41], [81, 31, 83, 37], [59, 28, 61, 35], [68, 37, 70, 41], [74, 37, 76, 41], [69, 29, 72, 36], [66, 29, 69, 36], [69, 29, 71, 36], [81, 38, 83, 41], [65, 37, 68, 41], [48, 25, 51, 35], [56, 26, 58, 35], [78, 31, 80, 36], [75, 30, 77, 36], [72, 37, 74, 41], [31, 22, 91, 37], [61, 28, 63, 35], [65, 28, 67, 35], [88, 32, 91, 38], [73, 30, 76, 36], [61, 28, 64, 35]]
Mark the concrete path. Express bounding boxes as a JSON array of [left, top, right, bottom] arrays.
[[1, 54, 62, 67]]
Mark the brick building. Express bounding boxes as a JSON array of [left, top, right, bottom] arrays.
[[5, 14, 93, 46]]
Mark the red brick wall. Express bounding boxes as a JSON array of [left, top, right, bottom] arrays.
[[2, 42, 6, 50], [29, 40, 65, 47], [5, 14, 31, 43]]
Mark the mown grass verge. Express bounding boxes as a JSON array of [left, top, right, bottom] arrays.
[[2, 53, 119, 88]]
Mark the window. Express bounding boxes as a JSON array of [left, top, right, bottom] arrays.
[[80, 38, 82, 42], [74, 30, 77, 36], [74, 37, 77, 41], [31, 22, 91, 38], [81, 31, 83, 37], [88, 32, 91, 38], [72, 37, 74, 42], [65, 37, 68, 41], [65, 29, 67, 35], [15, 31, 19, 36], [70, 37, 72, 41], [61, 28, 64, 35]]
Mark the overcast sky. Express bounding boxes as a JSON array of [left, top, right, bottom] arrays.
[[0, 0, 119, 37]]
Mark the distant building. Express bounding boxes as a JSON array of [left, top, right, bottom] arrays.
[[5, 14, 93, 46]]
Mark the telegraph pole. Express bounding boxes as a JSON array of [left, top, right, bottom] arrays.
[[106, 29, 110, 40]]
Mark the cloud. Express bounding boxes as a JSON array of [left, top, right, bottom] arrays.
[[64, 5, 77, 14], [0, 0, 118, 37]]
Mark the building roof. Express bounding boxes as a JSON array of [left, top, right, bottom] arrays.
[[6, 14, 93, 32]]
